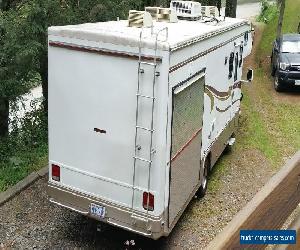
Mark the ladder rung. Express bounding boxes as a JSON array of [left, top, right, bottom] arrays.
[[136, 94, 155, 100], [136, 126, 154, 132], [134, 156, 152, 163], [140, 61, 157, 66]]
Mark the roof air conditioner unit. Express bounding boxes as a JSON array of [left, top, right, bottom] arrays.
[[128, 10, 153, 28], [170, 1, 202, 19], [145, 7, 178, 23], [201, 6, 219, 18]]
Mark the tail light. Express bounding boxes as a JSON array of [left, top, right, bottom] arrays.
[[143, 192, 154, 211], [52, 164, 60, 181]]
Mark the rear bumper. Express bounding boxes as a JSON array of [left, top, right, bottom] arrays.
[[278, 70, 300, 86], [47, 182, 166, 239]]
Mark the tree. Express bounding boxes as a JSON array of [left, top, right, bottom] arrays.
[[0, 2, 15, 137], [199, 0, 222, 13], [225, 0, 237, 18], [0, 0, 142, 137], [0, 2, 64, 135], [0, 99, 8, 137], [276, 0, 286, 40]]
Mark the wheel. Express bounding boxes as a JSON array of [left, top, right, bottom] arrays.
[[197, 156, 210, 198], [274, 73, 284, 92]]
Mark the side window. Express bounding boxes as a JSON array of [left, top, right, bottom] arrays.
[[228, 52, 234, 79], [244, 32, 249, 46], [239, 45, 244, 68], [234, 52, 239, 81]]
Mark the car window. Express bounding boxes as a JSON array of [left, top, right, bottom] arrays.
[[282, 41, 300, 53]]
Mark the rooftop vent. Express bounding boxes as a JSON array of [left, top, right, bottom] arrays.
[[128, 10, 153, 28], [170, 1, 202, 19], [201, 6, 219, 17], [145, 7, 178, 23]]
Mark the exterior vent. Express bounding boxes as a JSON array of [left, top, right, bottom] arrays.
[[201, 6, 219, 17], [128, 10, 153, 28], [145, 7, 178, 23], [170, 1, 202, 19]]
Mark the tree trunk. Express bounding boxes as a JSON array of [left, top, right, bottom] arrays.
[[276, 0, 285, 40], [215, 0, 222, 14], [225, 0, 237, 18], [40, 54, 48, 114], [0, 97, 9, 137], [200, 0, 222, 13]]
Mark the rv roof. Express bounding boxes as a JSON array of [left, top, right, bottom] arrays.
[[48, 18, 249, 51]]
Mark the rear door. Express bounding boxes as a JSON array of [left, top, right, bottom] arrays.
[[49, 45, 138, 207], [168, 72, 205, 227]]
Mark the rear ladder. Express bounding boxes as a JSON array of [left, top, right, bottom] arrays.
[[131, 28, 168, 223]]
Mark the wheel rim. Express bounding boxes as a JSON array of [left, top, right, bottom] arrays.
[[274, 76, 279, 88], [202, 162, 208, 189], [202, 175, 207, 189]]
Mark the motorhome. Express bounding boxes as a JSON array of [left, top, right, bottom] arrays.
[[48, 1, 253, 239]]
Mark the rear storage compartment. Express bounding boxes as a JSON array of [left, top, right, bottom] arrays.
[[48, 45, 138, 207]]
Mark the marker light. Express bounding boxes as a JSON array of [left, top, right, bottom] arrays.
[[143, 192, 154, 211], [52, 164, 60, 181]]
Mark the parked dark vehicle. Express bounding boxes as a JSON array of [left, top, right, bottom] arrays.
[[271, 34, 300, 91]]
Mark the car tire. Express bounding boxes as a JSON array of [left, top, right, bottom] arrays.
[[197, 156, 210, 198], [274, 73, 284, 92]]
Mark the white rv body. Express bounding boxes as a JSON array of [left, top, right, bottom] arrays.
[[48, 16, 253, 239]]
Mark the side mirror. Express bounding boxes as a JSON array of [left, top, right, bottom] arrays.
[[246, 68, 254, 82]]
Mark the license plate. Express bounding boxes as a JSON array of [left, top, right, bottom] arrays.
[[90, 203, 106, 219], [295, 80, 300, 86]]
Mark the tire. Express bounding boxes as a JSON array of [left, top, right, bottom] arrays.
[[274, 73, 284, 92], [197, 156, 210, 198]]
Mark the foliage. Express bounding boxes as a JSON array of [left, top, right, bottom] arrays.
[[0, 0, 143, 191], [198, 0, 221, 6], [257, 0, 278, 23], [0, 102, 48, 191], [0, 0, 142, 102]]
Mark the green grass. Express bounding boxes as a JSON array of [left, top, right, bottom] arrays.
[[253, 0, 300, 153], [239, 91, 281, 164], [242, 0, 300, 161], [258, 0, 300, 58], [0, 145, 48, 192], [0, 108, 48, 192]]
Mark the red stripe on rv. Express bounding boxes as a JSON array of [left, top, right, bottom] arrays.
[[171, 127, 203, 163], [49, 41, 162, 62]]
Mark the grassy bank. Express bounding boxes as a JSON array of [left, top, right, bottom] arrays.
[[209, 0, 300, 191], [0, 107, 48, 192], [252, 0, 300, 153]]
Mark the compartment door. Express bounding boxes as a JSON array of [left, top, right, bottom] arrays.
[[168, 73, 205, 227]]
